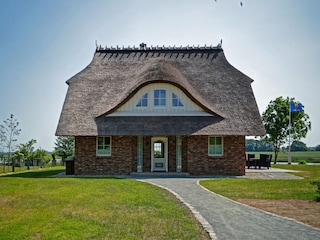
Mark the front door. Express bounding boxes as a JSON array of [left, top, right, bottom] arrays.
[[151, 137, 168, 172]]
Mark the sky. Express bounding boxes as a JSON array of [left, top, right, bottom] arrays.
[[0, 0, 319, 151]]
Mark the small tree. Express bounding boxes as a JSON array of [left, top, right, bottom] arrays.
[[0, 114, 21, 172], [34, 148, 47, 168], [13, 150, 24, 167], [262, 96, 311, 163], [18, 139, 37, 170], [54, 136, 74, 164]]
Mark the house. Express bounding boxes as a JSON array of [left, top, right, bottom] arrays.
[[56, 44, 265, 175]]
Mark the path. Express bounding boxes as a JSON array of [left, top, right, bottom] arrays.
[[134, 171, 320, 240]]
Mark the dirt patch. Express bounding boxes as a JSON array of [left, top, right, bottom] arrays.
[[237, 199, 320, 229]]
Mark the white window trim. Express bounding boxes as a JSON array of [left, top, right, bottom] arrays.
[[208, 136, 223, 156], [136, 93, 148, 108], [153, 89, 167, 108], [96, 136, 112, 156], [135, 87, 185, 110], [172, 93, 184, 107]]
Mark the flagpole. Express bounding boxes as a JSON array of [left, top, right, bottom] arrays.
[[288, 102, 292, 165]]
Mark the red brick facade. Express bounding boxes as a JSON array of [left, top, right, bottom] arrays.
[[186, 136, 245, 175], [74, 135, 245, 175]]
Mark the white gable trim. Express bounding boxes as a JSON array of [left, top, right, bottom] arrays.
[[108, 83, 212, 116]]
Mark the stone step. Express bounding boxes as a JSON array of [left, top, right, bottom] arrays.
[[130, 172, 190, 178]]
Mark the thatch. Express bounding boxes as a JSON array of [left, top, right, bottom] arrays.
[[56, 45, 265, 136]]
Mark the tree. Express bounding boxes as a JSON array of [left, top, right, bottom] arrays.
[[262, 96, 311, 163], [13, 150, 24, 167], [18, 139, 37, 170], [54, 136, 74, 163], [316, 145, 320, 151], [290, 141, 308, 152], [246, 139, 273, 152], [34, 148, 47, 168], [0, 114, 21, 172]]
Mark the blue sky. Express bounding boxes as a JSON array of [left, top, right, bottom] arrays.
[[0, 0, 319, 151]]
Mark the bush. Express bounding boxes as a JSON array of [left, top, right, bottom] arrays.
[[298, 160, 307, 165], [311, 181, 320, 202]]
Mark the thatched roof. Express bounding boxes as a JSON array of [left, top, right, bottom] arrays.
[[56, 45, 265, 136]]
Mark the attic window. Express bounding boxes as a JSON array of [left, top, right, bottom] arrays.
[[172, 93, 184, 107], [136, 93, 148, 107], [154, 90, 166, 107]]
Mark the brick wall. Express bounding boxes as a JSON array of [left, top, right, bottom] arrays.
[[187, 135, 245, 175], [74, 135, 245, 175], [75, 136, 133, 175]]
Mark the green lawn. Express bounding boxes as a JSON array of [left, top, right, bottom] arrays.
[[0, 167, 209, 240], [246, 151, 320, 163], [200, 165, 320, 201]]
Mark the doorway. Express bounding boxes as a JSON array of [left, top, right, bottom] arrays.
[[151, 137, 168, 172]]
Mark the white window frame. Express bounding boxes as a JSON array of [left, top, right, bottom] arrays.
[[96, 136, 112, 156], [172, 93, 184, 107], [154, 89, 166, 107], [136, 93, 148, 107], [208, 136, 223, 156]]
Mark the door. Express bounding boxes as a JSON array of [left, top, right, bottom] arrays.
[[151, 137, 168, 172]]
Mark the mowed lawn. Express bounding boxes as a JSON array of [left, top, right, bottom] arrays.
[[0, 168, 209, 240], [200, 165, 320, 201]]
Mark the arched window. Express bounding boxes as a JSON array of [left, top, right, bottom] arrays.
[[172, 93, 184, 107], [136, 93, 148, 107]]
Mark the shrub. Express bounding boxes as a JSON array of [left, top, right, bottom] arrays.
[[311, 181, 320, 202], [298, 160, 307, 165]]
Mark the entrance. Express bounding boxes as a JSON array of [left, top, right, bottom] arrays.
[[151, 137, 168, 172]]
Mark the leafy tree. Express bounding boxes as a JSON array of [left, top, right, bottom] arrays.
[[34, 148, 48, 167], [18, 139, 37, 170], [316, 145, 320, 151], [13, 150, 24, 167], [262, 96, 311, 163], [0, 114, 21, 172], [54, 136, 74, 163], [246, 139, 273, 152], [290, 141, 308, 152]]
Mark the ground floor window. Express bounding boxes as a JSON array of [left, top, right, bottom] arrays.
[[208, 136, 223, 156], [97, 136, 111, 156]]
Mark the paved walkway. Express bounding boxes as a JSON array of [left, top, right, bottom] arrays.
[[132, 169, 320, 240]]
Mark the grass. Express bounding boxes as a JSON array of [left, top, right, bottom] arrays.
[[200, 165, 320, 201], [246, 151, 320, 163], [0, 167, 209, 240]]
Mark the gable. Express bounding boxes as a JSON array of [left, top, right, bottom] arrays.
[[108, 83, 212, 116]]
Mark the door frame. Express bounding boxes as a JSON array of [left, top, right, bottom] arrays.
[[151, 137, 168, 172]]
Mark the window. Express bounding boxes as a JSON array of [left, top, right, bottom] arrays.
[[136, 93, 148, 107], [97, 136, 111, 156], [154, 89, 166, 107], [153, 141, 165, 158], [172, 93, 184, 107], [208, 136, 223, 156]]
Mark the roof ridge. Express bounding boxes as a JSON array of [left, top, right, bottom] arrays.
[[95, 43, 223, 53]]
